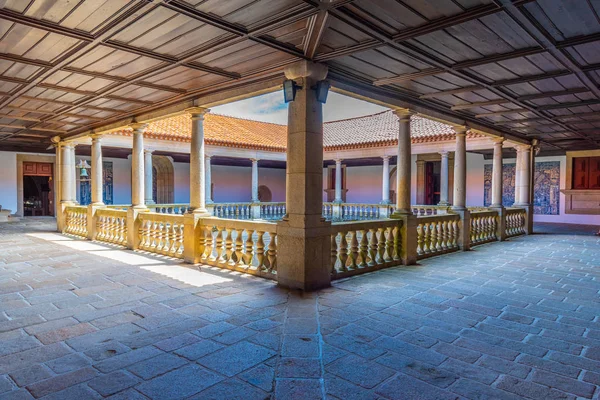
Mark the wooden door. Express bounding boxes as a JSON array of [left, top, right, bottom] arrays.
[[589, 157, 600, 189], [573, 157, 589, 189]]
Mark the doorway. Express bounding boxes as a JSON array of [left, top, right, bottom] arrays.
[[22, 162, 54, 216], [425, 161, 441, 205]]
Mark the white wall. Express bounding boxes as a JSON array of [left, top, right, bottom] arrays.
[[346, 165, 382, 203], [212, 165, 252, 202], [173, 162, 190, 203], [0, 151, 18, 212], [466, 152, 485, 207], [258, 167, 286, 202]]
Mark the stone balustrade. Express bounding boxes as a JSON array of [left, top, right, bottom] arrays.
[[138, 212, 185, 259], [505, 207, 527, 237], [260, 202, 286, 220], [210, 203, 253, 219], [199, 218, 278, 279], [470, 210, 498, 246], [64, 206, 88, 238], [416, 214, 460, 259], [95, 208, 127, 246], [412, 205, 449, 216], [148, 204, 191, 215], [323, 202, 333, 219], [341, 203, 381, 220], [330, 219, 403, 279]]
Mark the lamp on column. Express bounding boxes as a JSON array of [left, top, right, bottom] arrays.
[[283, 79, 301, 103], [314, 80, 330, 103]]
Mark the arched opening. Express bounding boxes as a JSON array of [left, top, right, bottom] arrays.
[[258, 185, 272, 202], [152, 155, 174, 204]]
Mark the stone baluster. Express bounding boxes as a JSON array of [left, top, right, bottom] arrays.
[[144, 150, 154, 205], [439, 151, 450, 205]]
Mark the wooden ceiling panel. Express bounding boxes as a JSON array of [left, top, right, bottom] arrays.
[[345, 0, 424, 35], [60, 0, 133, 33], [22, 33, 81, 63], [194, 0, 304, 27], [523, 1, 600, 41], [320, 17, 371, 50]]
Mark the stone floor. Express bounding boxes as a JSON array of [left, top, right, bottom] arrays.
[[0, 218, 599, 400]]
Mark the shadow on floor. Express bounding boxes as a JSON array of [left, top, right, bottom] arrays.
[[534, 222, 600, 236]]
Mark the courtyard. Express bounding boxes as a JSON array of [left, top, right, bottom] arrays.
[[0, 218, 598, 399]]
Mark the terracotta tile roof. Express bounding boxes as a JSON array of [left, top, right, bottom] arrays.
[[109, 110, 476, 152]]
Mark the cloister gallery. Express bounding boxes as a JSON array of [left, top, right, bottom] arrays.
[[0, 0, 599, 399]]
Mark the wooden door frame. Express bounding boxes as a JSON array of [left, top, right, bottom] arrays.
[[17, 155, 56, 217]]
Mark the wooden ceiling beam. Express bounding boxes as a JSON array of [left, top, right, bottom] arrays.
[[374, 68, 444, 86], [0, 75, 29, 85], [451, 99, 511, 111], [516, 88, 590, 101], [536, 99, 600, 111], [18, 95, 121, 113], [0, 53, 52, 68], [0, 8, 94, 42], [490, 70, 572, 87], [304, 6, 330, 59], [4, 105, 56, 114], [475, 109, 530, 118], [0, 123, 66, 133], [451, 47, 546, 70], [0, 114, 41, 122], [419, 85, 483, 99]]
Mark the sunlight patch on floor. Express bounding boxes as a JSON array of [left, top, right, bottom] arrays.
[[141, 264, 232, 287]]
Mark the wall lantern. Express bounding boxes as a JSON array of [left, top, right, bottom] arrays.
[[314, 80, 330, 104], [283, 79, 301, 103], [76, 159, 91, 180]]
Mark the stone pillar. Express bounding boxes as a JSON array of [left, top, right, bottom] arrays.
[[439, 151, 450, 206], [70, 145, 77, 203], [276, 61, 331, 291], [130, 123, 147, 209], [491, 138, 504, 208], [516, 145, 531, 206], [144, 150, 154, 205], [187, 107, 210, 215], [251, 158, 260, 202], [490, 138, 506, 241], [91, 135, 104, 206], [394, 109, 413, 214], [452, 126, 470, 250], [205, 155, 213, 204], [391, 109, 417, 265], [381, 156, 391, 204], [52, 138, 63, 232], [334, 159, 343, 203], [527, 140, 538, 234], [61, 143, 75, 203], [183, 107, 212, 264], [514, 149, 522, 206]]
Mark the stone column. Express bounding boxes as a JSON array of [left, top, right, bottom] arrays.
[[251, 158, 260, 203], [91, 135, 104, 206], [452, 126, 470, 250], [514, 149, 522, 205], [144, 150, 154, 205], [52, 139, 63, 231], [188, 107, 210, 215], [183, 107, 211, 264], [277, 61, 331, 291], [61, 143, 75, 203], [381, 156, 391, 204], [490, 138, 504, 208], [439, 151, 450, 206], [70, 145, 77, 203], [334, 159, 343, 202], [394, 109, 413, 214], [527, 140, 538, 234], [490, 138, 506, 241], [415, 159, 426, 205], [516, 145, 531, 206], [130, 124, 147, 209], [391, 109, 417, 265], [205, 155, 213, 204]]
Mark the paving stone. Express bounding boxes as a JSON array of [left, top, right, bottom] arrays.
[[127, 353, 188, 380], [531, 370, 596, 398], [0, 337, 41, 358], [440, 357, 498, 385], [45, 353, 90, 374], [376, 352, 458, 388], [9, 365, 52, 388], [275, 379, 323, 400], [477, 355, 531, 379], [173, 340, 224, 361], [0, 343, 72, 374], [83, 342, 130, 361], [323, 333, 386, 360], [326, 354, 394, 389], [238, 363, 274, 392], [0, 389, 34, 400], [496, 375, 574, 400], [281, 334, 320, 358], [136, 364, 223, 400], [0, 376, 13, 393], [372, 336, 448, 365], [26, 367, 98, 398], [104, 388, 146, 400], [375, 373, 459, 400], [324, 373, 379, 400], [188, 378, 268, 400], [278, 357, 321, 378], [517, 354, 580, 378], [198, 341, 276, 377], [450, 378, 521, 400], [87, 371, 139, 397], [93, 346, 163, 373]]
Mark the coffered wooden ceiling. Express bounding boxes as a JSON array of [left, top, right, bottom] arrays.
[[0, 0, 600, 154]]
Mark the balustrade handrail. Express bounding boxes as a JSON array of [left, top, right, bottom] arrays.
[[203, 217, 277, 232], [95, 208, 127, 217], [138, 211, 184, 222], [415, 213, 460, 221]]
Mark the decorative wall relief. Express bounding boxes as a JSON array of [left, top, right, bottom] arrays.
[[79, 161, 113, 205], [484, 161, 560, 215]]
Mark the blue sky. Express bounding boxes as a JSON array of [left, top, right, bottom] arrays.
[[212, 91, 388, 124]]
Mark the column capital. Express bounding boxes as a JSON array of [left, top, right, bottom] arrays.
[[250, 158, 260, 163], [381, 155, 391, 161], [90, 133, 102, 142], [492, 137, 505, 145], [284, 60, 328, 80], [334, 158, 343, 165], [453, 125, 468, 136], [517, 144, 531, 152], [392, 108, 414, 121], [129, 123, 148, 132], [185, 107, 210, 119], [144, 149, 153, 155], [61, 142, 75, 150], [439, 150, 450, 157], [51, 135, 62, 144]]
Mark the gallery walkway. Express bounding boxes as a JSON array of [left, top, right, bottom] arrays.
[[0, 218, 599, 399]]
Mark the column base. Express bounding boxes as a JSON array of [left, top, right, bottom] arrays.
[[132, 204, 148, 210], [192, 208, 212, 217], [275, 219, 332, 291], [437, 201, 450, 206]]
